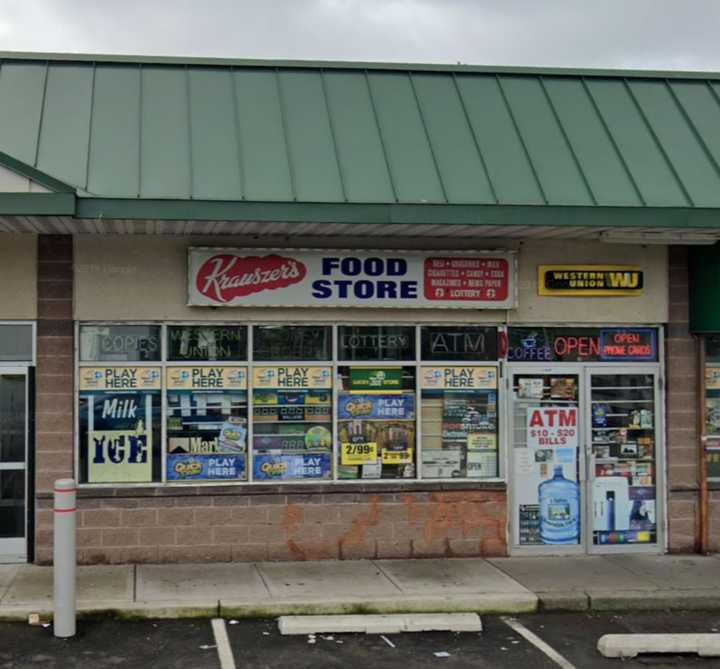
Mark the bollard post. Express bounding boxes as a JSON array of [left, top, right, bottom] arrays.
[[53, 478, 76, 638]]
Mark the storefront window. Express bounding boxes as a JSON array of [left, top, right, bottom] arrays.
[[338, 326, 415, 361], [76, 322, 508, 485], [253, 326, 331, 361], [590, 373, 657, 545], [251, 366, 333, 481], [167, 325, 247, 361], [421, 326, 498, 362], [0, 324, 33, 362], [337, 366, 416, 479], [704, 336, 720, 481], [420, 366, 498, 478], [78, 366, 162, 483], [166, 366, 248, 482], [80, 325, 161, 362]]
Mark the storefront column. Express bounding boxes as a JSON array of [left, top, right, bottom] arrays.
[[35, 234, 74, 563], [666, 246, 700, 552]]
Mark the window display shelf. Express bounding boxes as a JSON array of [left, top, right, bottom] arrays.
[[253, 403, 331, 408], [591, 400, 654, 405]]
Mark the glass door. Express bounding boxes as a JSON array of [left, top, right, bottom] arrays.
[[508, 367, 585, 553], [0, 369, 28, 562], [587, 369, 662, 551]]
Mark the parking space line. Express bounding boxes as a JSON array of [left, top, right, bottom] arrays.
[[211, 618, 237, 669], [501, 616, 576, 669]]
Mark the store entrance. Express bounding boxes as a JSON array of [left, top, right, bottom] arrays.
[[0, 369, 29, 563], [508, 365, 662, 554]]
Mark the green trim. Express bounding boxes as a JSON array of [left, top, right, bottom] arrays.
[[689, 245, 720, 332], [76, 198, 720, 227], [0, 192, 75, 215], [0, 150, 76, 193], [1, 51, 719, 81]]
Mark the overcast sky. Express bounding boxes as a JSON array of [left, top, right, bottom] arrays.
[[0, 0, 718, 71]]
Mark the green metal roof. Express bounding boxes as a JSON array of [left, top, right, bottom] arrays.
[[1, 52, 720, 221]]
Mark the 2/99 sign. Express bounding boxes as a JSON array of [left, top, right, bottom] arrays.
[[340, 442, 378, 465]]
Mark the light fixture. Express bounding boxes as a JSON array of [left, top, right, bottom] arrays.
[[599, 231, 718, 245]]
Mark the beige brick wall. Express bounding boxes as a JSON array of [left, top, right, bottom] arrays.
[[34, 488, 507, 564]]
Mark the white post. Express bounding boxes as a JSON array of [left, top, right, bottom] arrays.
[[53, 478, 76, 638]]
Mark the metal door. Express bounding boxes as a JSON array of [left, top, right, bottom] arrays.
[[507, 365, 586, 554], [0, 369, 28, 563], [586, 367, 663, 553]]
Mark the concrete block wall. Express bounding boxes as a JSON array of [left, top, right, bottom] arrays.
[[666, 246, 700, 552], [34, 487, 507, 564]]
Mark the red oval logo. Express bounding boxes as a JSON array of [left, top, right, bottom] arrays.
[[196, 254, 307, 304]]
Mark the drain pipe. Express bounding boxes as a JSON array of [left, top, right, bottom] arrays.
[[53, 478, 76, 638]]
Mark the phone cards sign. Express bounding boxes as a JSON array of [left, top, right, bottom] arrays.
[[188, 248, 515, 309]]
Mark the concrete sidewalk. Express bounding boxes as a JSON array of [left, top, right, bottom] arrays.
[[0, 554, 719, 621]]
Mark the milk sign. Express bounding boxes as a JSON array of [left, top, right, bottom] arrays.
[[526, 407, 578, 449]]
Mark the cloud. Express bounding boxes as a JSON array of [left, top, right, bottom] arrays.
[[0, 0, 717, 71]]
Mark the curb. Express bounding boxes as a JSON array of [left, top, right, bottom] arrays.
[[4, 589, 720, 621]]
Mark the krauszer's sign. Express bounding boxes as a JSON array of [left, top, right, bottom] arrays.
[[188, 248, 516, 309]]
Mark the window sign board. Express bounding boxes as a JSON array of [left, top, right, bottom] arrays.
[[166, 366, 247, 390], [507, 328, 658, 363], [167, 326, 247, 361], [421, 366, 497, 390], [538, 265, 643, 296], [421, 326, 498, 361], [188, 248, 516, 309]]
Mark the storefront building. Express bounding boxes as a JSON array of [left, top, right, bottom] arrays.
[[0, 52, 718, 563]]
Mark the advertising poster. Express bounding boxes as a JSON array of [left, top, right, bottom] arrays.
[[167, 453, 246, 481], [252, 366, 332, 389], [421, 366, 497, 390], [537, 265, 643, 296], [514, 406, 580, 546], [340, 441, 378, 465], [83, 389, 157, 483], [253, 452, 332, 481], [166, 366, 247, 390], [79, 366, 162, 391], [189, 249, 516, 309], [165, 365, 248, 481], [349, 368, 403, 393], [338, 394, 415, 420], [422, 448, 462, 478], [592, 462, 656, 545]]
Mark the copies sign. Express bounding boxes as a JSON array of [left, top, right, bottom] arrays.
[[188, 248, 515, 309]]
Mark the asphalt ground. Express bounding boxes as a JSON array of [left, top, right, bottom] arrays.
[[1, 612, 720, 668]]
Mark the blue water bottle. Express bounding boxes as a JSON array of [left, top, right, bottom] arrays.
[[539, 465, 580, 544]]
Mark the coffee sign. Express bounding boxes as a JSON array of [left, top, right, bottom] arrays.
[[188, 248, 516, 309]]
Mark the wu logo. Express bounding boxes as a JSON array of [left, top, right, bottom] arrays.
[[607, 272, 641, 289]]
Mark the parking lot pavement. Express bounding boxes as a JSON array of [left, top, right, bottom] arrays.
[[0, 618, 219, 669], [1, 612, 720, 668]]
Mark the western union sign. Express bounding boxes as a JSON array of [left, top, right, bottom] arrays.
[[538, 265, 643, 296]]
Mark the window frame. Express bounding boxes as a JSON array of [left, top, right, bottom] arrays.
[[75, 321, 505, 487]]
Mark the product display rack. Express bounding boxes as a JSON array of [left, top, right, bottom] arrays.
[[590, 374, 657, 546]]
